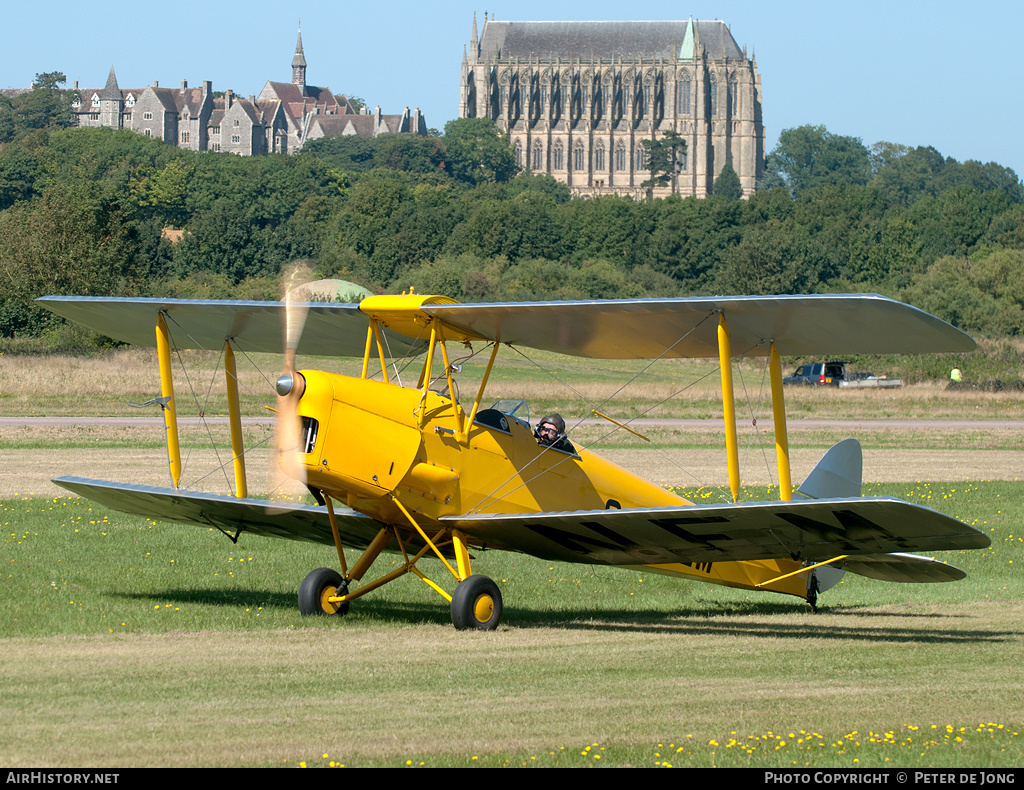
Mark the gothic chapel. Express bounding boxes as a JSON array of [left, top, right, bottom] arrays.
[[460, 15, 765, 198]]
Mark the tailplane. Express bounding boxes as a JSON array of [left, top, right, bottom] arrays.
[[793, 439, 968, 598]]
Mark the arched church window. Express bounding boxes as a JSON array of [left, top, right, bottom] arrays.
[[573, 140, 585, 171], [653, 73, 665, 124], [728, 78, 739, 116], [709, 73, 718, 117], [553, 140, 564, 170], [532, 140, 544, 171], [509, 73, 521, 122], [677, 74, 691, 115], [591, 74, 603, 121], [514, 140, 523, 167], [636, 145, 648, 171], [550, 74, 562, 123], [614, 142, 626, 171], [595, 142, 606, 172]]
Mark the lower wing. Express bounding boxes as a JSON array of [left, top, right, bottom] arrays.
[[443, 497, 989, 567], [53, 476, 383, 550], [55, 478, 987, 579]]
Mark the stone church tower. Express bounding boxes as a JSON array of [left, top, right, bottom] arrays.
[[460, 16, 765, 198]]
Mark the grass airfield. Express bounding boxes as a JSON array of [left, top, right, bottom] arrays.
[[2, 351, 1023, 767]]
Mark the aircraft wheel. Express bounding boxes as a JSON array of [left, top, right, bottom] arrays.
[[298, 567, 350, 616], [451, 575, 502, 631]]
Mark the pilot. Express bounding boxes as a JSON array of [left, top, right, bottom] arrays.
[[535, 413, 568, 449]]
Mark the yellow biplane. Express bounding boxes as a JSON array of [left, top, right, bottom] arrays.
[[38, 291, 988, 630]]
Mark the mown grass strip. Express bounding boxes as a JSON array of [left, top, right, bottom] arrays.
[[2, 481, 1022, 767]]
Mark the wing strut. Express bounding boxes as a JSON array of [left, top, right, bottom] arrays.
[[155, 312, 182, 488], [462, 341, 500, 443], [717, 313, 740, 502], [719, 317, 793, 503], [769, 342, 793, 501], [756, 555, 850, 588], [155, 312, 252, 498], [223, 340, 248, 499]]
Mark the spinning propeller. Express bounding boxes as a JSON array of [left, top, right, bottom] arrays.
[[270, 262, 314, 505]]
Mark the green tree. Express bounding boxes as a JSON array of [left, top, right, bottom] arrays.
[[0, 181, 151, 335], [453, 189, 562, 263], [340, 94, 366, 113], [11, 72, 74, 135], [442, 118, 517, 185], [767, 124, 871, 197], [560, 195, 640, 266], [301, 135, 377, 171], [870, 142, 946, 206], [373, 134, 449, 175], [902, 250, 1024, 335], [0, 96, 15, 143], [712, 162, 743, 200], [134, 159, 194, 227], [506, 171, 572, 204], [714, 219, 808, 295], [0, 144, 40, 210], [641, 130, 687, 197]]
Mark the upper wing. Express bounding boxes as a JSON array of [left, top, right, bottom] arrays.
[[424, 294, 975, 358], [39, 293, 973, 360], [35, 296, 427, 357], [444, 497, 989, 566]]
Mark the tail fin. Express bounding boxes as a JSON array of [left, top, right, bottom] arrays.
[[796, 438, 862, 499], [796, 439, 862, 603]]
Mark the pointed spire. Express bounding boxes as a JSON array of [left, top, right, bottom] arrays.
[[292, 23, 307, 68], [101, 65, 121, 101], [679, 17, 695, 61], [292, 23, 307, 90], [471, 10, 479, 52]]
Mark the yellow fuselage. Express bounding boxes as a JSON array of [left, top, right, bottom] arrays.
[[295, 370, 812, 601]]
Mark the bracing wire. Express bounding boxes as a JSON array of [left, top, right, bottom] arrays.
[[467, 312, 724, 514]]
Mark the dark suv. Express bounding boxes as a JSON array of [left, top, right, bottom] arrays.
[[783, 361, 847, 386]]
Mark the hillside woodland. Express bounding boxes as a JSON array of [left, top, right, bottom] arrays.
[[2, 79, 1022, 348]]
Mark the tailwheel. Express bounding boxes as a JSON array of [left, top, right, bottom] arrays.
[[298, 567, 350, 616], [450, 575, 503, 631]]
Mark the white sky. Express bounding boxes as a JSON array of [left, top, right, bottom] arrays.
[[3, 0, 1022, 178]]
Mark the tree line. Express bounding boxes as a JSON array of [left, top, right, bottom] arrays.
[[1, 88, 1022, 345]]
